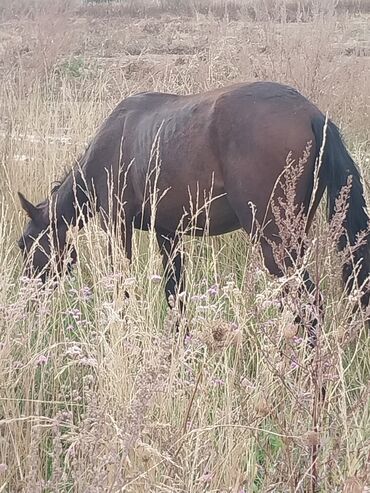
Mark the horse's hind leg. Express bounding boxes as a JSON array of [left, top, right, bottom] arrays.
[[156, 228, 185, 315], [296, 269, 323, 346], [122, 220, 133, 262], [259, 238, 322, 346]]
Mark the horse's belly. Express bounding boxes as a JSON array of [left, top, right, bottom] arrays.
[[149, 191, 240, 236]]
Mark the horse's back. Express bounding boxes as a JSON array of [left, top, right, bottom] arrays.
[[91, 82, 324, 235]]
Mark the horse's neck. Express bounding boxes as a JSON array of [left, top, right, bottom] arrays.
[[52, 167, 92, 229]]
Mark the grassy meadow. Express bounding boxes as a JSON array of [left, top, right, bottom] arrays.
[[0, 0, 369, 491]]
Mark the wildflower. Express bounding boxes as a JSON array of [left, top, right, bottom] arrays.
[[290, 358, 298, 370], [293, 336, 303, 346], [254, 396, 271, 416], [240, 377, 254, 390], [79, 357, 98, 367], [80, 286, 93, 300], [83, 374, 95, 385], [124, 277, 136, 287], [65, 345, 82, 358], [207, 284, 219, 298], [66, 308, 81, 320], [212, 322, 229, 343], [149, 274, 161, 284], [178, 291, 186, 301], [213, 321, 242, 347], [184, 334, 193, 346], [20, 276, 38, 285], [196, 305, 215, 313], [191, 294, 207, 303], [255, 293, 264, 304], [283, 324, 298, 340], [39, 304, 51, 317], [302, 430, 320, 447], [224, 280, 235, 291], [261, 298, 280, 309], [199, 471, 212, 483], [0, 463, 7, 474], [100, 273, 120, 289], [211, 378, 225, 386], [36, 354, 48, 366]]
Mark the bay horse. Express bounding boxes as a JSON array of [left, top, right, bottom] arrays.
[[18, 81, 370, 331]]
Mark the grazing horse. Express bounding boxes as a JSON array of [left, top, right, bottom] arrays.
[[18, 81, 370, 327]]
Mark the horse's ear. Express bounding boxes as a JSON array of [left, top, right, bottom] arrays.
[[18, 192, 39, 220]]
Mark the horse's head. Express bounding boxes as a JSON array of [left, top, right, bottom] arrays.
[[17, 192, 77, 283]]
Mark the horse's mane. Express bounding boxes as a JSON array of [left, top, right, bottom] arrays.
[[50, 180, 64, 195], [50, 148, 88, 196]]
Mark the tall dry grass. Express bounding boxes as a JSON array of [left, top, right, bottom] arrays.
[[0, 0, 369, 491]]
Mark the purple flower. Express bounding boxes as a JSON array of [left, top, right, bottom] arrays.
[[81, 286, 92, 299], [199, 471, 212, 483], [65, 345, 82, 358], [293, 336, 304, 346], [290, 358, 298, 370], [66, 308, 81, 320], [79, 357, 97, 367], [207, 284, 219, 298], [184, 334, 193, 346], [101, 273, 122, 290], [191, 294, 208, 303], [36, 354, 48, 366], [212, 378, 225, 386]]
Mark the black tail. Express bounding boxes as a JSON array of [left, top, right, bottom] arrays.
[[312, 116, 370, 306]]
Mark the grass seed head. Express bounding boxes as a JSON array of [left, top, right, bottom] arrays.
[[302, 430, 320, 447]]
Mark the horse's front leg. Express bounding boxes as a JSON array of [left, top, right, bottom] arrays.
[[102, 215, 132, 262], [155, 228, 185, 323], [119, 219, 133, 299], [101, 211, 133, 299]]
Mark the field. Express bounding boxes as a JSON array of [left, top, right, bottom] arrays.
[[0, 0, 370, 491]]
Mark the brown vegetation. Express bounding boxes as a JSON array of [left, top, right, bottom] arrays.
[[0, 0, 369, 491]]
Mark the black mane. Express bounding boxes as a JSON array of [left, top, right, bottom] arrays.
[[50, 150, 87, 196]]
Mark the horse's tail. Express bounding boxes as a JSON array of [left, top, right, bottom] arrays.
[[311, 116, 370, 305]]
